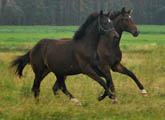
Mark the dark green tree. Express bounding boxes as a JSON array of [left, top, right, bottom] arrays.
[[1, 0, 24, 25]]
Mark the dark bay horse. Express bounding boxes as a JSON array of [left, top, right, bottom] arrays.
[[97, 7, 148, 101], [54, 8, 148, 102], [11, 11, 119, 104]]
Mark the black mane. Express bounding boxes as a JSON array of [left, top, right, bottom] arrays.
[[73, 13, 99, 41], [110, 11, 121, 20]]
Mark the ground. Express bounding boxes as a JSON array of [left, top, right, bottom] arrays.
[[0, 25, 164, 120]]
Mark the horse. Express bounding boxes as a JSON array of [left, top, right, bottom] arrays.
[[10, 11, 119, 104], [53, 7, 148, 102], [97, 7, 148, 101]]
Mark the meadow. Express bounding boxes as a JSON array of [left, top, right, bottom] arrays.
[[0, 25, 165, 120]]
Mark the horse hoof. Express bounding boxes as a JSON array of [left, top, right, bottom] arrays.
[[141, 89, 148, 96], [142, 93, 148, 97], [35, 97, 40, 104], [54, 92, 60, 97], [71, 98, 82, 106], [112, 98, 118, 104], [98, 96, 104, 101]]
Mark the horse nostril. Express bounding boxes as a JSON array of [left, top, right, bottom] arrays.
[[133, 31, 140, 37]]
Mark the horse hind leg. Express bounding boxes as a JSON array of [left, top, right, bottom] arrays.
[[30, 48, 50, 101], [53, 75, 81, 105], [32, 74, 42, 100], [32, 67, 49, 102], [52, 80, 60, 96]]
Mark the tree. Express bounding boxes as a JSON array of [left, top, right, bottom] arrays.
[[1, 0, 24, 25], [0, 0, 164, 25]]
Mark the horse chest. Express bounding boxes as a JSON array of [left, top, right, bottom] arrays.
[[101, 48, 122, 66], [111, 50, 122, 65]]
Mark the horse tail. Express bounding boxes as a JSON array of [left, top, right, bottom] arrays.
[[10, 51, 30, 78]]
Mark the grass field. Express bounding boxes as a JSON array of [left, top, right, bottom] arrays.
[[0, 25, 165, 120]]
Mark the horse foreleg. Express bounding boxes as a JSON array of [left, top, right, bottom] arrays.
[[53, 75, 81, 105], [98, 70, 116, 101], [84, 64, 117, 103], [93, 65, 115, 92], [112, 63, 148, 96]]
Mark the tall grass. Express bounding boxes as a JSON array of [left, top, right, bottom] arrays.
[[0, 25, 165, 120]]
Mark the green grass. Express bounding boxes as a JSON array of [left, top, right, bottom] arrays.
[[0, 25, 165, 52], [0, 25, 165, 120]]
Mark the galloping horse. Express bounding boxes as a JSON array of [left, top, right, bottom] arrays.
[[54, 8, 148, 102], [11, 11, 119, 104], [97, 7, 148, 101]]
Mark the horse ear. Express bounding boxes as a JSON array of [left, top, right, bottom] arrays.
[[121, 7, 126, 15], [128, 8, 133, 15], [100, 10, 103, 16], [107, 10, 112, 17]]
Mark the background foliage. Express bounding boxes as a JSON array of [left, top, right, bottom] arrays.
[[0, 0, 165, 25]]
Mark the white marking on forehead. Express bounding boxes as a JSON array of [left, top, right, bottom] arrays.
[[107, 18, 111, 22], [129, 15, 131, 18]]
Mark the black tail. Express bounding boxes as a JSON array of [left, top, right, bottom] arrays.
[[10, 51, 30, 78]]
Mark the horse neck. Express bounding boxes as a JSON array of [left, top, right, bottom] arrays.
[[116, 27, 123, 40], [81, 25, 100, 51], [113, 18, 123, 41]]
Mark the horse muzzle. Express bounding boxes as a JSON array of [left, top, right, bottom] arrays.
[[132, 30, 140, 37]]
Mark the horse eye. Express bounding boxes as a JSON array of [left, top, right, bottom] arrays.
[[107, 18, 111, 23]]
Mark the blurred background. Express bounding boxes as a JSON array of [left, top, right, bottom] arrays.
[[0, 0, 165, 25]]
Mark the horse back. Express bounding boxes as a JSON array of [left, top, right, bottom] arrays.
[[31, 38, 81, 74]]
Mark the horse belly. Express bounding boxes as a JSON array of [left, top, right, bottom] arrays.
[[47, 58, 81, 75], [64, 65, 81, 75], [54, 64, 81, 75], [44, 41, 81, 75]]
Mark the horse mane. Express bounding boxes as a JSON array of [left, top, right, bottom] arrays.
[[73, 12, 99, 41], [110, 11, 121, 20]]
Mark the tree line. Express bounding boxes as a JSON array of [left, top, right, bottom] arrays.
[[0, 0, 165, 25]]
